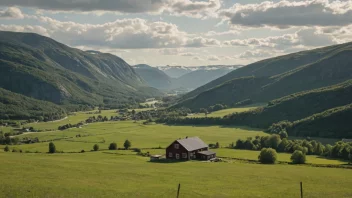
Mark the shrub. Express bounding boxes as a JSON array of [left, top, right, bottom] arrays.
[[93, 144, 99, 151], [12, 148, 19, 152], [123, 140, 131, 150], [258, 148, 278, 164], [291, 150, 306, 164], [133, 148, 141, 153], [49, 142, 56, 153], [4, 145, 9, 152], [81, 150, 85, 153], [109, 142, 117, 150]]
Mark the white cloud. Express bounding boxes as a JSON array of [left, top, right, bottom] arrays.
[[0, 0, 221, 18], [204, 30, 240, 36], [207, 55, 221, 61], [219, 0, 352, 28], [186, 37, 221, 47], [192, 56, 204, 61], [235, 49, 277, 59], [0, 7, 24, 19], [179, 52, 198, 56], [224, 27, 340, 50], [159, 48, 183, 55], [0, 24, 49, 36], [2, 15, 220, 49], [166, 0, 221, 18]]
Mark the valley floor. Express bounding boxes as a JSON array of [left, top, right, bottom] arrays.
[[0, 109, 351, 197]]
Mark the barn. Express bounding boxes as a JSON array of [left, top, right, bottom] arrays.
[[166, 137, 216, 160]]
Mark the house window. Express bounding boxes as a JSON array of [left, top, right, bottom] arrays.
[[176, 154, 180, 159], [182, 153, 187, 158], [169, 152, 173, 157], [174, 144, 179, 149]]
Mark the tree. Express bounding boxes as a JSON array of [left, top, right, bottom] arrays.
[[314, 143, 325, 155], [268, 134, 281, 149], [279, 130, 288, 139], [277, 138, 289, 152], [109, 142, 117, 150], [93, 144, 99, 151], [258, 148, 277, 164], [124, 140, 131, 150], [4, 145, 9, 152], [291, 150, 306, 164], [49, 142, 56, 153], [215, 142, 220, 149]]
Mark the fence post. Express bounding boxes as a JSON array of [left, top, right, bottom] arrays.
[[177, 183, 181, 198], [300, 182, 303, 198]]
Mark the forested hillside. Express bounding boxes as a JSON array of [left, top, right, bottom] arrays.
[[0, 31, 161, 111], [0, 88, 66, 120], [133, 64, 173, 90], [176, 42, 352, 110], [179, 42, 352, 104], [225, 80, 352, 128]]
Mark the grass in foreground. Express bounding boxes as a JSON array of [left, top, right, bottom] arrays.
[[0, 152, 351, 198]]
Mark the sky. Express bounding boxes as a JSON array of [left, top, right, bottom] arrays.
[[0, 0, 352, 66]]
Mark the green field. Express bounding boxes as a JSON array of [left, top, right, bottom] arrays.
[[188, 105, 262, 118], [5, 121, 267, 152], [1, 109, 351, 197], [22, 110, 119, 130], [1, 151, 351, 198]]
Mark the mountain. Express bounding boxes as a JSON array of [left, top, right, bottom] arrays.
[[0, 88, 66, 120], [134, 65, 237, 91], [225, 80, 352, 129], [157, 65, 242, 78], [0, 31, 161, 111], [180, 42, 352, 103], [173, 68, 233, 90], [133, 64, 173, 90], [176, 42, 352, 109]]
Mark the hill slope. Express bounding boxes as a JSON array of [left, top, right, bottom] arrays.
[[0, 88, 66, 120], [180, 42, 352, 102], [287, 104, 352, 138], [176, 42, 352, 109], [173, 68, 232, 90], [226, 80, 352, 128], [0, 31, 161, 109], [133, 64, 173, 90]]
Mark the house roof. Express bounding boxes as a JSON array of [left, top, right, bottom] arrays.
[[176, 137, 208, 151], [198, 150, 216, 156]]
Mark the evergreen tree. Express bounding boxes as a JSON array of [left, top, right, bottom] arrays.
[[49, 142, 56, 153]]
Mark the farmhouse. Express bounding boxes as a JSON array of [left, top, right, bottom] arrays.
[[166, 137, 216, 160]]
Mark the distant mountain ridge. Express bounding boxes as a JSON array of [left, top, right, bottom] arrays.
[[0, 31, 162, 118], [133, 64, 238, 91], [157, 65, 242, 78]]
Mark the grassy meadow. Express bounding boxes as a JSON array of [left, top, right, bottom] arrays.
[[187, 105, 263, 118], [1, 108, 351, 198], [0, 151, 351, 198]]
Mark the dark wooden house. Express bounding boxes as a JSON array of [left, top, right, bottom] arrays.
[[166, 137, 216, 160]]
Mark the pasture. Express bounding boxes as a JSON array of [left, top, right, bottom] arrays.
[[187, 105, 262, 118], [1, 108, 351, 198], [5, 121, 267, 152], [0, 151, 351, 198]]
